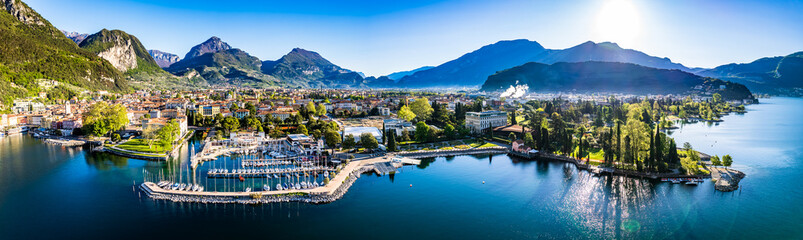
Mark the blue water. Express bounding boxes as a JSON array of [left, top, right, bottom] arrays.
[[0, 98, 801, 239]]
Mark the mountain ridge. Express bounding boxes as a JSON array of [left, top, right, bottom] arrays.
[[397, 39, 692, 88], [480, 61, 753, 100]]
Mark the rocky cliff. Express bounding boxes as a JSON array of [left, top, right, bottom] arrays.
[[148, 49, 181, 68], [79, 29, 160, 73]]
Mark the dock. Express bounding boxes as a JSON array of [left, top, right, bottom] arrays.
[[206, 167, 335, 178]]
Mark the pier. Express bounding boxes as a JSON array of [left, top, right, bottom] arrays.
[[206, 167, 335, 178], [43, 138, 85, 147], [140, 155, 398, 204], [397, 147, 508, 159]]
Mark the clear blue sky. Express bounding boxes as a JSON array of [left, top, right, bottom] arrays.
[[26, 0, 803, 76]]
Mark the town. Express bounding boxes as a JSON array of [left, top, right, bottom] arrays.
[[1, 87, 747, 203]]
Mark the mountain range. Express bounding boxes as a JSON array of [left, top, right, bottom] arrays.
[[480, 61, 753, 100], [697, 52, 803, 95], [164, 37, 367, 88], [396, 39, 692, 88]]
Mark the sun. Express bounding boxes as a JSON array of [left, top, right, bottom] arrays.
[[595, 0, 640, 47]]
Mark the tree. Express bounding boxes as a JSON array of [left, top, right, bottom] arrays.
[[398, 105, 416, 122], [221, 116, 240, 135], [316, 103, 327, 116], [508, 132, 517, 142], [712, 93, 722, 104], [523, 132, 534, 148], [510, 111, 517, 125], [722, 154, 733, 168], [245, 102, 257, 115], [414, 121, 432, 142], [296, 125, 309, 135], [410, 98, 433, 120], [359, 133, 378, 150], [401, 129, 411, 141], [387, 131, 397, 152], [324, 130, 341, 149], [82, 102, 129, 138], [443, 124, 455, 140], [343, 134, 356, 149], [111, 133, 121, 142], [711, 155, 721, 166], [156, 120, 180, 148], [305, 102, 317, 115], [141, 125, 158, 150]]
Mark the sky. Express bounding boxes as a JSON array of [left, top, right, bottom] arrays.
[[25, 0, 803, 76]]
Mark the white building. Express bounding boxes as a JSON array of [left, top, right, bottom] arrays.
[[465, 111, 507, 133], [383, 119, 415, 136]]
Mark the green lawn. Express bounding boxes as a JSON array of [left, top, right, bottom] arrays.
[[115, 139, 169, 154], [573, 146, 604, 160], [477, 142, 498, 148]]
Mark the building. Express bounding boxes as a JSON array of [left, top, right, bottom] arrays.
[[12, 101, 45, 113], [234, 109, 250, 119], [379, 107, 391, 116], [465, 111, 508, 133], [342, 127, 382, 142], [286, 134, 324, 155], [383, 119, 415, 136], [201, 105, 220, 117]]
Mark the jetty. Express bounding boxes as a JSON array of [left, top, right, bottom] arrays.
[[43, 138, 85, 147], [206, 167, 335, 178], [397, 147, 508, 159], [140, 154, 411, 204]]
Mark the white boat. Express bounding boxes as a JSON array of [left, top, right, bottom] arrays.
[[276, 184, 282, 190], [245, 187, 252, 192], [263, 185, 270, 191], [685, 181, 698, 186], [198, 186, 204, 192], [671, 179, 681, 184], [192, 185, 199, 191]]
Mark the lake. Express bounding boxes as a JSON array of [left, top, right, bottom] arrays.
[[1, 97, 801, 239]]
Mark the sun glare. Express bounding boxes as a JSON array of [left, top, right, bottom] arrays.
[[595, 0, 640, 47]]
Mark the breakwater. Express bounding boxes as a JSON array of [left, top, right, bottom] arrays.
[[397, 147, 508, 159], [43, 138, 85, 147], [140, 164, 376, 204]]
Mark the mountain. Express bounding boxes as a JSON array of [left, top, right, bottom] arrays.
[[397, 39, 547, 87], [539, 41, 691, 71], [480, 61, 753, 100], [79, 29, 161, 73], [167, 48, 272, 86], [184, 36, 231, 60], [386, 66, 434, 81], [698, 52, 803, 95], [261, 48, 364, 88], [396, 39, 691, 88], [148, 50, 180, 68], [61, 30, 87, 44], [0, 0, 124, 102]]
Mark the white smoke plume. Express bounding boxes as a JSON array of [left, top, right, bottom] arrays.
[[500, 83, 529, 98]]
